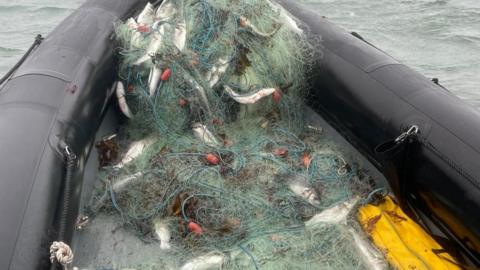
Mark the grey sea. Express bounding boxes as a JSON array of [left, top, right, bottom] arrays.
[[0, 0, 479, 107]]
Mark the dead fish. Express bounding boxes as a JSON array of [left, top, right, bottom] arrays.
[[173, 21, 187, 51], [116, 81, 132, 118], [184, 75, 212, 116], [153, 4, 185, 51], [304, 195, 386, 270], [287, 174, 320, 206], [155, 0, 176, 22], [113, 137, 155, 169], [205, 58, 229, 88], [239, 16, 280, 38], [306, 125, 323, 133], [180, 253, 225, 270], [348, 227, 388, 270], [137, 2, 155, 26], [126, 18, 143, 48], [133, 25, 165, 66], [154, 1, 184, 51], [224, 85, 276, 104], [91, 172, 143, 212], [148, 65, 162, 97], [192, 123, 221, 147], [153, 218, 171, 250], [265, 0, 303, 35], [305, 197, 359, 227], [111, 172, 143, 191], [126, 17, 138, 30]]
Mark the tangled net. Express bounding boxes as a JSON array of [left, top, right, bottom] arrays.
[[81, 0, 381, 269]]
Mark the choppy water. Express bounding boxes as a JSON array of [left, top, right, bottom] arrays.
[[0, 0, 479, 107], [304, 0, 480, 108], [0, 0, 82, 72]]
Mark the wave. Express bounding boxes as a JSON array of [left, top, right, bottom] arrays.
[[0, 4, 72, 14], [0, 46, 23, 53], [32, 6, 72, 13], [450, 34, 480, 44], [0, 4, 30, 12]]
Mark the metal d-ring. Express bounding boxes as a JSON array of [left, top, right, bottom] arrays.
[[395, 125, 419, 144]]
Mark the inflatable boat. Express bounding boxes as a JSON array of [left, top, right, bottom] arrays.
[[0, 0, 479, 269]]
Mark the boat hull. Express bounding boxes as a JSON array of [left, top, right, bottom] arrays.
[[0, 1, 147, 269], [278, 0, 480, 264]]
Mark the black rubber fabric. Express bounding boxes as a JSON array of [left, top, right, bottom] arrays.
[[0, 1, 147, 269]]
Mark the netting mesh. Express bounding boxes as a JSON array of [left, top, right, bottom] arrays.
[[114, 0, 311, 137], [79, 0, 383, 269]]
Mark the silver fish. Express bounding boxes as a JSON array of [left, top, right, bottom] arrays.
[[111, 172, 143, 191], [113, 137, 155, 169], [192, 123, 221, 147], [224, 85, 276, 104], [239, 16, 280, 38], [303, 197, 386, 268], [155, 0, 176, 22], [205, 58, 229, 87], [173, 21, 187, 51], [153, 218, 171, 250], [126, 17, 138, 30], [136, 0, 182, 64], [133, 25, 165, 66], [305, 197, 359, 227], [126, 18, 143, 48], [266, 0, 303, 35], [180, 253, 225, 270], [287, 175, 321, 206], [152, 0, 181, 52], [91, 172, 143, 212], [116, 81, 132, 119], [184, 76, 212, 116], [348, 227, 388, 270], [306, 125, 323, 133], [137, 2, 155, 26], [148, 65, 162, 97]]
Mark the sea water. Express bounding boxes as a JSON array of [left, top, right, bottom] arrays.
[[0, 0, 479, 107]]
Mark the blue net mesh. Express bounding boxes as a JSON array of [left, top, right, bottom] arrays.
[[78, 0, 384, 269]]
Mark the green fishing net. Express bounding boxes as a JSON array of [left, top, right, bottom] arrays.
[[76, 0, 384, 269]]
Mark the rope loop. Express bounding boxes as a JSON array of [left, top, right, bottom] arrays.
[[49, 241, 74, 270]]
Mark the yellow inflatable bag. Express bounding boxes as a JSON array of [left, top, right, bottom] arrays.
[[358, 196, 461, 270]]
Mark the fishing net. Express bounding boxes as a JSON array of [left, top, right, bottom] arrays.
[[76, 0, 384, 269]]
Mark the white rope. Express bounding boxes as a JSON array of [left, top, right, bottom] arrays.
[[49, 241, 74, 270]]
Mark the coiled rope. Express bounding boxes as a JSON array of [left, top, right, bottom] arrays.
[[49, 241, 74, 270]]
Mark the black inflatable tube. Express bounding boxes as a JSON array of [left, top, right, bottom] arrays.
[[278, 0, 480, 264], [0, 1, 146, 269]]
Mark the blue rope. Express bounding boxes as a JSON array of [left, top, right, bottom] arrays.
[[239, 244, 260, 270]]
